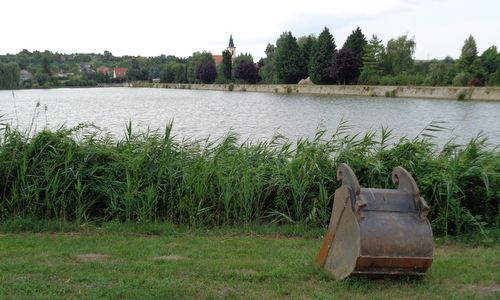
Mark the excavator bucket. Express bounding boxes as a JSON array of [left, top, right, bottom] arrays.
[[316, 163, 434, 280]]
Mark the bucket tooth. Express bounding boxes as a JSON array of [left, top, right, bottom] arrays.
[[316, 163, 434, 279]]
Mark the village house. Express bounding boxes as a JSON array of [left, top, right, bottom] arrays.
[[96, 66, 111, 75], [79, 63, 93, 73], [113, 67, 128, 78], [19, 69, 33, 81]]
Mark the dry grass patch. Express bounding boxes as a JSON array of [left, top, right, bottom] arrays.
[[150, 255, 185, 261], [75, 253, 110, 262]]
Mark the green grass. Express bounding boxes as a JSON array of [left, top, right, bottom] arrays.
[[0, 226, 499, 299]]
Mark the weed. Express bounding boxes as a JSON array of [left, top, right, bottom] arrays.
[[457, 90, 472, 100], [385, 89, 397, 97]]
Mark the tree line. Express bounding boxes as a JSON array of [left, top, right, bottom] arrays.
[[1, 28, 499, 89], [259, 27, 500, 87]]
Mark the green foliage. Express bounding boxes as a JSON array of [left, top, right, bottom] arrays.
[[339, 27, 367, 83], [360, 35, 384, 84], [258, 44, 278, 83], [343, 27, 367, 58], [425, 60, 448, 86], [161, 62, 187, 83], [0, 120, 498, 234], [457, 35, 478, 74], [376, 72, 425, 86], [309, 27, 336, 84], [488, 66, 500, 86], [452, 71, 472, 87], [457, 90, 471, 100], [385, 89, 397, 97], [274, 32, 307, 84], [383, 34, 416, 75], [0, 63, 20, 89], [480, 46, 499, 75], [221, 50, 232, 80], [64, 76, 97, 87], [298, 35, 317, 75], [186, 52, 215, 83]]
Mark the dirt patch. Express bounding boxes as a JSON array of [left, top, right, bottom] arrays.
[[238, 269, 258, 276], [465, 284, 500, 295], [76, 253, 110, 262], [217, 287, 234, 298], [150, 255, 185, 261]]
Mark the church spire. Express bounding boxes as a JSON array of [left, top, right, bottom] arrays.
[[228, 34, 235, 48]]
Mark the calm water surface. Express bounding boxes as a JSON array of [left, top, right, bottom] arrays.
[[1, 87, 499, 145]]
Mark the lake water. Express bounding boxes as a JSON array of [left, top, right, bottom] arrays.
[[1, 87, 499, 145]]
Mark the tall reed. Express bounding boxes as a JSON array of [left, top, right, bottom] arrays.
[[0, 120, 498, 235]]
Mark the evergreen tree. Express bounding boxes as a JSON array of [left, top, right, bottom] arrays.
[[359, 35, 384, 84], [309, 27, 336, 84], [274, 32, 306, 84], [340, 27, 367, 82], [298, 35, 317, 77], [221, 50, 232, 80], [343, 27, 367, 58]]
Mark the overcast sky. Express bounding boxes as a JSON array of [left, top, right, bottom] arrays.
[[1, 0, 498, 60]]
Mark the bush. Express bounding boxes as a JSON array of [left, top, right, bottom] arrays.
[[376, 73, 425, 86], [452, 72, 472, 87], [467, 78, 483, 87]]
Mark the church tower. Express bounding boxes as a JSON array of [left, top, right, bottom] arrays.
[[227, 34, 236, 57]]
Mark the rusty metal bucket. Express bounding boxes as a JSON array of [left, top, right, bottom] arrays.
[[316, 163, 434, 279]]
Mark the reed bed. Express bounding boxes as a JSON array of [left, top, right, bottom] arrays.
[[0, 119, 498, 235]]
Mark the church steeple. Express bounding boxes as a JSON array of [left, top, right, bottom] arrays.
[[227, 34, 236, 57]]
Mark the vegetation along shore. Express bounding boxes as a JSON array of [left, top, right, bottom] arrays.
[[0, 120, 498, 237], [1, 29, 499, 90]]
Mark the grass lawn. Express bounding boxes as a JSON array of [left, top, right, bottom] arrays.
[[0, 224, 499, 299]]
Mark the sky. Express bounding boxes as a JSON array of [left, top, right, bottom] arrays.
[[1, 0, 499, 60]]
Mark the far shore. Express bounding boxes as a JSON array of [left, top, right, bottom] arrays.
[[132, 81, 500, 101]]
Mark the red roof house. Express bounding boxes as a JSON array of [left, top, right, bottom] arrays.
[[97, 66, 111, 75], [113, 67, 128, 78], [213, 55, 223, 65]]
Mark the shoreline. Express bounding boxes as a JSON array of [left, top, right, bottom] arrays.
[[132, 81, 500, 101]]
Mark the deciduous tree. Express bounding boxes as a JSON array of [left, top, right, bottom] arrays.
[[234, 60, 259, 83], [330, 48, 360, 84], [383, 35, 416, 75], [196, 62, 217, 84]]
